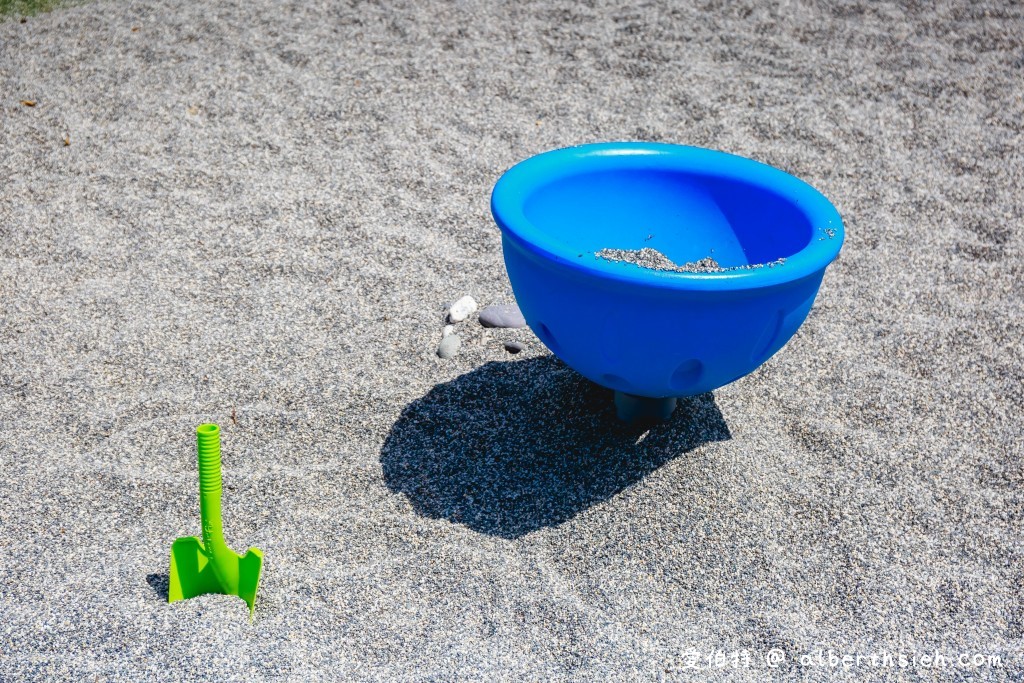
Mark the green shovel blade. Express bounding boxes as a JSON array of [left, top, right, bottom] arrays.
[[168, 536, 264, 619]]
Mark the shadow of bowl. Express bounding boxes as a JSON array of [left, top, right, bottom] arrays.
[[380, 356, 731, 539]]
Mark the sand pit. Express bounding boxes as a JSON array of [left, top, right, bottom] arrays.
[[1, 1, 1021, 680]]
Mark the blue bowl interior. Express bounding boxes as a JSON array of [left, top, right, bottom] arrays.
[[494, 142, 843, 291], [523, 169, 813, 268]]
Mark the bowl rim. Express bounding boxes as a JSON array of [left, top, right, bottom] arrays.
[[490, 142, 844, 291]]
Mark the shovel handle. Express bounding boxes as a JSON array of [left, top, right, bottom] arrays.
[[196, 424, 238, 590], [196, 424, 225, 551], [197, 423, 222, 501]]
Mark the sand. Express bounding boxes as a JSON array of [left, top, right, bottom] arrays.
[[598, 247, 726, 273], [1, 0, 1022, 680], [596, 247, 786, 273]]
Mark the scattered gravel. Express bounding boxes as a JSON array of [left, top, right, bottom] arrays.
[[479, 303, 526, 329], [597, 247, 786, 272]]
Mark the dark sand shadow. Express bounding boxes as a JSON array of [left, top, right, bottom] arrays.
[[380, 357, 731, 539], [146, 572, 169, 600]]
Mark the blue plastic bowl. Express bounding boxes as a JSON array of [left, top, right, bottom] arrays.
[[491, 142, 843, 410]]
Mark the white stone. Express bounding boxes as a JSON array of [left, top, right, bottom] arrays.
[[442, 325, 455, 338], [447, 295, 477, 323]]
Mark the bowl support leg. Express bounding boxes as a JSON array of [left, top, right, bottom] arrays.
[[614, 391, 678, 423]]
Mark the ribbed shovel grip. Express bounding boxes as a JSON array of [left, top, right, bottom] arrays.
[[196, 423, 222, 496]]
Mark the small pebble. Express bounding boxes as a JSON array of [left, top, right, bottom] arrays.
[[447, 295, 477, 323], [503, 341, 526, 354], [442, 325, 455, 338], [479, 303, 526, 329], [437, 334, 461, 359]]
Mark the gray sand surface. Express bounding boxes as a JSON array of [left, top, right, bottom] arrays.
[[1, 1, 1022, 680]]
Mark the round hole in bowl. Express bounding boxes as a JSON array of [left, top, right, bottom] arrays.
[[669, 359, 704, 393], [534, 322, 560, 355], [751, 310, 785, 364]]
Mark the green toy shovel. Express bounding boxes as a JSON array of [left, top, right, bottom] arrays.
[[168, 423, 263, 620]]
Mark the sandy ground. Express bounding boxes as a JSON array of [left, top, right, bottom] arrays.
[[1, 0, 1022, 680]]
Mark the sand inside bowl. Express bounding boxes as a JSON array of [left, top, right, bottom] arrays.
[[596, 247, 785, 272]]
